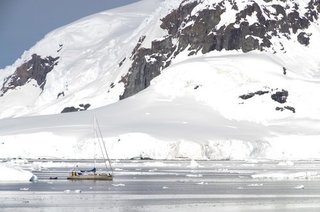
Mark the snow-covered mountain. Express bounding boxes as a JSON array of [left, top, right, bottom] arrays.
[[1, 0, 320, 160], [0, 0, 175, 117]]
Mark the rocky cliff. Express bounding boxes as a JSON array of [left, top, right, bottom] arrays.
[[1, 54, 59, 96], [120, 0, 320, 99]]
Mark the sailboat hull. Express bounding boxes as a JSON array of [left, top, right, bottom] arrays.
[[67, 173, 113, 181]]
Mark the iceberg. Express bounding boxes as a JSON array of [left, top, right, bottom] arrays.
[[0, 165, 37, 182]]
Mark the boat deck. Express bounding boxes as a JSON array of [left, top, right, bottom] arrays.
[[67, 173, 113, 181]]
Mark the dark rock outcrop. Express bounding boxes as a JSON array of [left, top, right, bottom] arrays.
[[61, 103, 91, 113], [305, 0, 320, 21], [271, 89, 288, 104], [1, 54, 59, 96], [61, 107, 79, 113], [79, 103, 91, 110], [283, 67, 287, 75], [239, 90, 269, 100], [57, 44, 63, 53], [284, 106, 296, 113], [276, 105, 295, 113], [57, 91, 65, 99], [120, 0, 318, 99], [118, 57, 126, 67], [276, 106, 284, 111], [297, 32, 310, 45], [120, 37, 176, 99], [130, 36, 146, 59]]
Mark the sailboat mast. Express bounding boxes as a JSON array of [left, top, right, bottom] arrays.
[[94, 116, 114, 175], [93, 119, 97, 170]]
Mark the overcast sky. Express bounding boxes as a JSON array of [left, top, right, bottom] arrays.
[[0, 0, 139, 69]]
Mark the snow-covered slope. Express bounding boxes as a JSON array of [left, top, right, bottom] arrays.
[[1, 51, 320, 160], [0, 0, 179, 118], [1, 0, 320, 160]]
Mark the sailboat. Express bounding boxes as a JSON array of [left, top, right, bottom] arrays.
[[67, 116, 113, 181]]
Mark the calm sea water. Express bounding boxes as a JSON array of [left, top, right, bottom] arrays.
[[1, 159, 320, 211]]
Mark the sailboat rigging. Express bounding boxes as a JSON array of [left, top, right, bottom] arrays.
[[67, 116, 113, 181]]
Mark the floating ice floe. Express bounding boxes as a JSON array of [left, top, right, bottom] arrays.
[[197, 181, 209, 185], [247, 183, 263, 187], [63, 189, 82, 193], [277, 161, 295, 166], [252, 171, 320, 180], [186, 174, 203, 178], [188, 160, 202, 168], [143, 162, 169, 167], [112, 183, 125, 187], [0, 165, 37, 182], [294, 185, 305, 189]]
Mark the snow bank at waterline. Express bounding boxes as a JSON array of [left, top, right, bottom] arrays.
[[1, 132, 320, 160]]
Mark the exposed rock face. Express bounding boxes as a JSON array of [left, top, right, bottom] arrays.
[[1, 54, 59, 96], [240, 88, 294, 112], [120, 37, 175, 99], [239, 90, 269, 100], [271, 89, 288, 104], [276, 105, 296, 113], [120, 0, 319, 99], [297, 32, 310, 45], [61, 107, 79, 113], [61, 104, 91, 113], [118, 57, 126, 67], [57, 91, 65, 99], [284, 106, 296, 113]]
